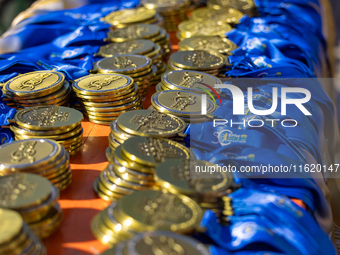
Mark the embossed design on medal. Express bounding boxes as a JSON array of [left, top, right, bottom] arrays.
[[19, 73, 52, 90], [104, 41, 144, 55], [0, 174, 36, 207], [170, 92, 196, 110], [137, 193, 192, 227], [117, 25, 150, 39], [88, 76, 123, 90], [27, 106, 70, 127], [192, 37, 231, 51], [179, 72, 203, 88], [183, 51, 212, 67], [131, 112, 177, 132], [11, 141, 37, 163], [171, 163, 226, 192], [147, 236, 185, 255], [139, 138, 186, 162], [114, 56, 137, 69], [109, 8, 147, 22]]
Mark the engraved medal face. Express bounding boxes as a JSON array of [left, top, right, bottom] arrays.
[[104, 7, 156, 25], [181, 36, 237, 54], [98, 40, 155, 56], [107, 24, 160, 41], [170, 51, 226, 70], [179, 20, 232, 37], [155, 159, 232, 196], [163, 70, 222, 92], [73, 74, 133, 95], [15, 106, 83, 130], [5, 71, 64, 97], [208, 0, 254, 10], [117, 110, 186, 137], [0, 173, 51, 209], [191, 7, 243, 23], [116, 190, 202, 232], [122, 137, 190, 167], [127, 231, 211, 255], [0, 139, 58, 169], [152, 90, 215, 116], [96, 55, 152, 74]]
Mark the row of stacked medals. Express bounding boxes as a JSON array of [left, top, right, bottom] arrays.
[[0, 0, 255, 254]]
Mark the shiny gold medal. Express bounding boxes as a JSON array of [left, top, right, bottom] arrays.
[[97, 40, 155, 57], [121, 136, 190, 167], [116, 109, 186, 138], [161, 70, 222, 94], [151, 90, 215, 118], [114, 190, 202, 233], [103, 7, 157, 27], [170, 50, 227, 70], [94, 55, 152, 75], [179, 36, 238, 55], [107, 24, 161, 42], [191, 7, 243, 23]]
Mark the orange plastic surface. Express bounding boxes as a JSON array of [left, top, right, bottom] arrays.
[[43, 33, 306, 255]]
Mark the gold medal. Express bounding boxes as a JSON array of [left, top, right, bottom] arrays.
[[191, 7, 243, 23], [151, 90, 215, 118], [114, 190, 202, 233], [121, 136, 190, 167], [103, 7, 157, 26], [107, 24, 161, 42], [170, 50, 227, 70], [4, 71, 65, 98], [97, 40, 156, 57], [73, 74, 134, 96], [116, 109, 186, 138], [179, 36, 238, 55]]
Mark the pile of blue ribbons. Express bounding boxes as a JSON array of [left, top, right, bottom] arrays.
[[190, 0, 338, 254], [0, 0, 338, 254]]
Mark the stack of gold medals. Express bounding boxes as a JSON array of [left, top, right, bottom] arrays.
[[95, 39, 166, 84], [176, 1, 246, 41], [2, 70, 71, 109], [9, 106, 83, 155], [108, 109, 187, 149], [0, 173, 62, 239], [141, 0, 190, 32], [0, 209, 46, 255], [155, 159, 234, 214], [72, 74, 140, 125], [207, 0, 257, 17], [179, 36, 238, 55], [94, 136, 190, 202], [156, 69, 223, 93], [93, 54, 155, 98], [102, 7, 164, 28], [0, 138, 72, 191], [168, 50, 230, 77], [106, 24, 172, 58], [177, 19, 233, 41], [151, 89, 216, 123], [99, 231, 211, 255], [91, 190, 203, 246]]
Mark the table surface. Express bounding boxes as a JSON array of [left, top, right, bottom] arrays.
[[43, 34, 179, 255]]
